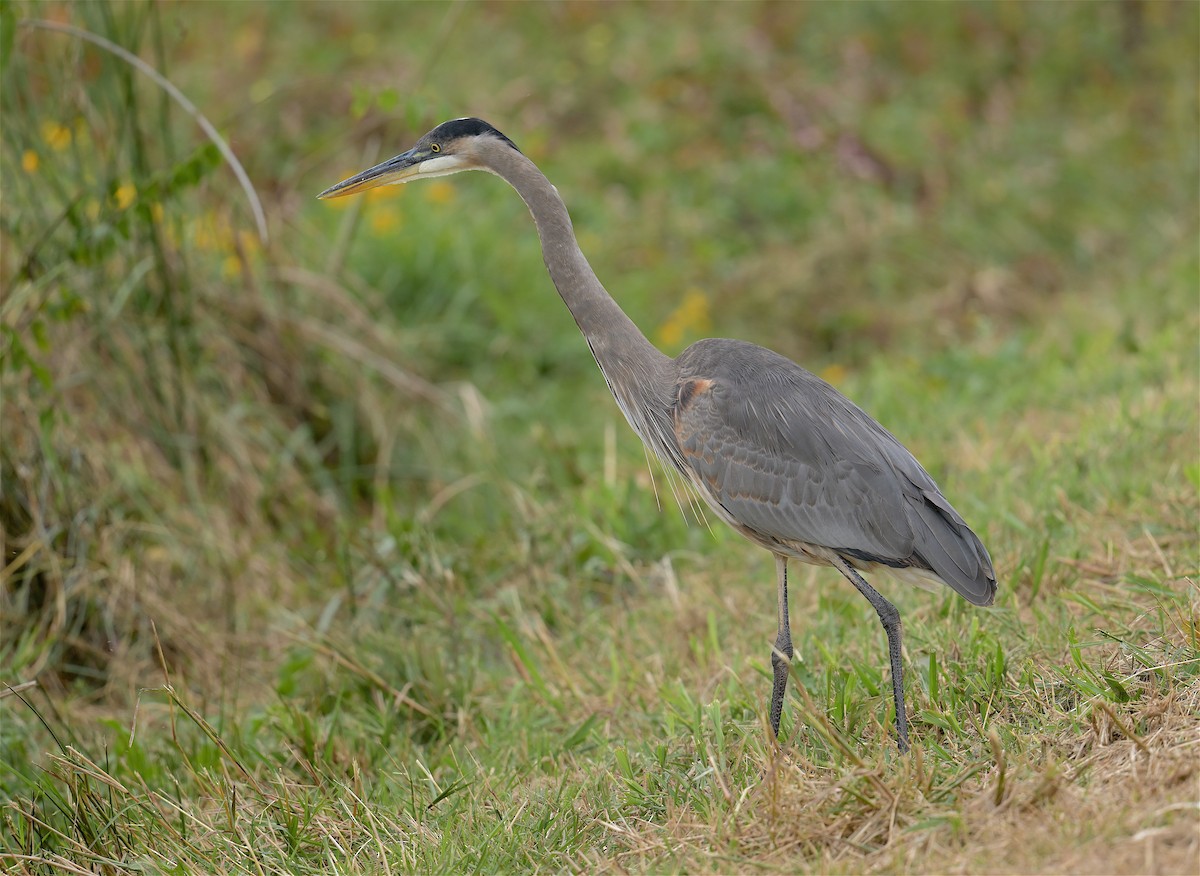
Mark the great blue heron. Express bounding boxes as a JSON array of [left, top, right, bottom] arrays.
[[319, 118, 997, 752]]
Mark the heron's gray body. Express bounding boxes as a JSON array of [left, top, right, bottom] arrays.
[[668, 338, 996, 607], [319, 118, 998, 751]]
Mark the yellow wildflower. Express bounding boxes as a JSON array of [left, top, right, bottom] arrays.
[[365, 183, 403, 204], [236, 229, 260, 256], [22, 150, 38, 172], [819, 363, 848, 386], [423, 181, 456, 206], [657, 289, 712, 349], [369, 207, 401, 236], [193, 221, 216, 250], [221, 255, 242, 279], [40, 121, 71, 151], [113, 183, 137, 210], [192, 210, 233, 252]]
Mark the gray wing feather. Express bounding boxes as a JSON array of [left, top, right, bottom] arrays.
[[674, 340, 996, 606]]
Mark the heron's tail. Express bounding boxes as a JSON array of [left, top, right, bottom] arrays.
[[907, 488, 997, 606]]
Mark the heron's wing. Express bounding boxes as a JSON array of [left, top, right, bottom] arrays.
[[674, 366, 914, 558], [673, 340, 995, 605]]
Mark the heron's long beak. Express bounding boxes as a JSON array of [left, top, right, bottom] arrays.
[[317, 148, 425, 199]]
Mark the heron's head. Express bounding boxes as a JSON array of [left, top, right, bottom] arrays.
[[318, 118, 521, 199]]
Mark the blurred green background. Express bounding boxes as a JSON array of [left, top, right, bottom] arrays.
[[1, 1, 1197, 872]]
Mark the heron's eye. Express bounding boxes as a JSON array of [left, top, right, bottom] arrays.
[[430, 143, 441, 153]]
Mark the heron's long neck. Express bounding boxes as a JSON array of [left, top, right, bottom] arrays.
[[486, 144, 676, 419]]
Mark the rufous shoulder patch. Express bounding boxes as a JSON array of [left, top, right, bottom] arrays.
[[677, 378, 713, 411]]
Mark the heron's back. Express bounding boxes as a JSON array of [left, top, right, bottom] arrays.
[[671, 339, 996, 606]]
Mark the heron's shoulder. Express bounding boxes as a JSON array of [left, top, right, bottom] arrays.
[[677, 339, 817, 385], [676, 339, 847, 407], [673, 337, 905, 465]]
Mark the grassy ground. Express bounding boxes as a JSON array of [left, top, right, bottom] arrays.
[[2, 1, 1197, 873]]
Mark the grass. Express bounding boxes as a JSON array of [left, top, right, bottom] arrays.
[[1, 0, 1197, 872]]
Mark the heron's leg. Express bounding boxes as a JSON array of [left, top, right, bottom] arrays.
[[831, 555, 910, 753], [769, 554, 793, 738]]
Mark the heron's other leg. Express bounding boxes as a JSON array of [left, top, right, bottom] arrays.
[[831, 555, 910, 753], [770, 554, 793, 738]]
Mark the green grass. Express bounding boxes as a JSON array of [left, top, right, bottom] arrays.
[[2, 1, 1197, 873]]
